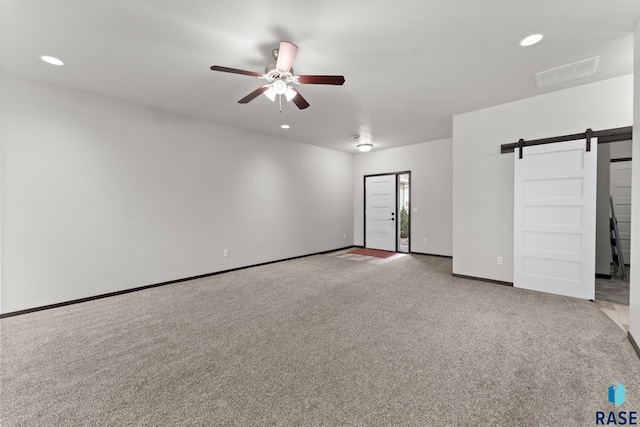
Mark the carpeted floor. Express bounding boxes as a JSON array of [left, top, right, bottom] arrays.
[[1, 253, 639, 426]]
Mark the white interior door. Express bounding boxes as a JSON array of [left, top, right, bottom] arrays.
[[514, 139, 597, 300], [365, 175, 397, 251], [610, 160, 632, 264]]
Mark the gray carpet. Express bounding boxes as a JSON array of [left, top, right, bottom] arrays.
[[1, 253, 639, 426]]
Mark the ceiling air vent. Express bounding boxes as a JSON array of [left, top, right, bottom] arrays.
[[535, 56, 600, 89]]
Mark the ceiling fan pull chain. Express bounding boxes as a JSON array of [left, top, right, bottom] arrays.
[[279, 94, 282, 113]]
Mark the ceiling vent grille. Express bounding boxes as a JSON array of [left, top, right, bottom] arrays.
[[535, 56, 600, 89]]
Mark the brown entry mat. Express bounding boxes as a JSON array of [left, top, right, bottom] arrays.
[[348, 248, 397, 258]]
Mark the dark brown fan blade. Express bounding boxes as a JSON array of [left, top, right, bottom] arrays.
[[291, 91, 310, 109], [238, 85, 270, 104], [210, 65, 262, 78], [297, 75, 345, 85]]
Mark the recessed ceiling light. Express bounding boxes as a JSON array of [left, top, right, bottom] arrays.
[[280, 124, 290, 129], [40, 55, 64, 66], [520, 34, 544, 47], [357, 143, 373, 152]]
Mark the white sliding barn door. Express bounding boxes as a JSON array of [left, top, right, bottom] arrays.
[[514, 139, 597, 300]]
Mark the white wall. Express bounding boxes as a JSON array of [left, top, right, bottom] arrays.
[[353, 139, 453, 256], [629, 21, 640, 342], [0, 74, 354, 314], [452, 74, 633, 283], [610, 139, 633, 160]]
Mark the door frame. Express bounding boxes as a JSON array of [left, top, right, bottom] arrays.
[[363, 171, 412, 252]]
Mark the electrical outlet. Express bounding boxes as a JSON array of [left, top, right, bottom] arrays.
[[497, 256, 503, 265], [423, 237, 427, 244], [224, 249, 229, 257], [343, 234, 346, 239]]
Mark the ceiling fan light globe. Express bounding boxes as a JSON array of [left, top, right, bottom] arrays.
[[264, 87, 276, 101], [285, 86, 297, 101], [272, 79, 287, 95]]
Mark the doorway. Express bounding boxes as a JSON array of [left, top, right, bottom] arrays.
[[610, 159, 632, 267], [364, 172, 411, 252], [594, 139, 632, 306]]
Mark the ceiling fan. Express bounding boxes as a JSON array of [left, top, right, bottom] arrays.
[[210, 41, 345, 110]]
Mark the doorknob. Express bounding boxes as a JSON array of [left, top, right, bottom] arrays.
[[389, 218, 395, 221]]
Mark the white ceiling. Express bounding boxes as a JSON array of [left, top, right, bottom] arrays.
[[2, 1, 639, 153]]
